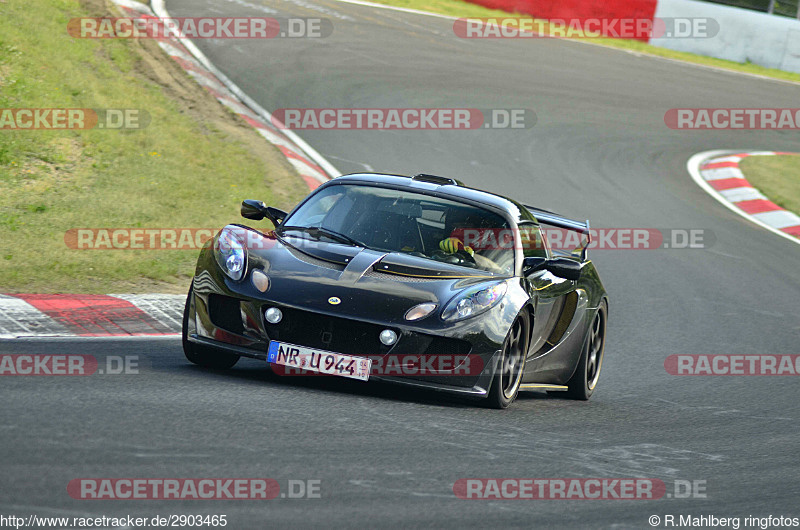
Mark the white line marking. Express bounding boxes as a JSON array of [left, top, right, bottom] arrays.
[[687, 150, 800, 247], [283, 0, 355, 20], [331, 0, 456, 20], [326, 154, 376, 171], [257, 128, 298, 149], [701, 166, 745, 180], [706, 155, 744, 164], [719, 187, 766, 202], [157, 42, 197, 64], [154, 0, 340, 180], [218, 97, 262, 121], [111, 294, 184, 329], [113, 0, 154, 13], [6, 334, 180, 342], [751, 210, 800, 229], [745, 151, 782, 157], [218, 0, 279, 15], [328, 0, 800, 87], [0, 296, 73, 339], [187, 71, 232, 95]]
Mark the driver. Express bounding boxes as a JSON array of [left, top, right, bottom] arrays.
[[439, 236, 474, 256], [438, 210, 504, 273]]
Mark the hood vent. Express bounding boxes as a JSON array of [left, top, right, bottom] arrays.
[[412, 173, 460, 186]]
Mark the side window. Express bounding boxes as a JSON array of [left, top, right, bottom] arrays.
[[518, 223, 548, 259]]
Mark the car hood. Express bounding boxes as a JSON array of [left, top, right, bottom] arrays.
[[246, 232, 509, 325]]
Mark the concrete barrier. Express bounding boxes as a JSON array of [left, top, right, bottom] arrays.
[[465, 0, 800, 73], [652, 0, 800, 73]]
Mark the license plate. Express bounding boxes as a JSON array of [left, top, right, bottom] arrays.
[[267, 341, 371, 381]]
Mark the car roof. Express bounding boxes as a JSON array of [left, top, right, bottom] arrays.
[[326, 173, 536, 224]]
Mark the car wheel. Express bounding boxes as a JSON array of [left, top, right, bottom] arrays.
[[563, 300, 607, 400], [182, 285, 240, 370], [487, 311, 530, 409]]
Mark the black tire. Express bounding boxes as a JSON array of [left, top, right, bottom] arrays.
[[486, 311, 530, 409], [562, 300, 607, 400], [182, 285, 240, 370]]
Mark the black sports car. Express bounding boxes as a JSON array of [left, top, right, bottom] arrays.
[[182, 173, 608, 408]]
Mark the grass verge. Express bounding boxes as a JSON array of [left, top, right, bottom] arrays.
[[738, 154, 800, 215], [0, 0, 308, 294], [363, 0, 800, 84]]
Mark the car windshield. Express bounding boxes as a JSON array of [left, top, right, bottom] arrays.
[[280, 183, 515, 274]]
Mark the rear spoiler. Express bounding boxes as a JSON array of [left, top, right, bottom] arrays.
[[524, 205, 592, 261]]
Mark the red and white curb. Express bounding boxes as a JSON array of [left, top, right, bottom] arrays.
[[687, 150, 800, 245], [0, 294, 184, 339], [0, 1, 346, 339], [113, 0, 340, 190]]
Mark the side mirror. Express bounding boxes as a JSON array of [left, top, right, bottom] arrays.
[[522, 257, 547, 275], [265, 206, 288, 226], [241, 199, 267, 220], [545, 257, 582, 281], [241, 200, 288, 226], [523, 256, 582, 281]]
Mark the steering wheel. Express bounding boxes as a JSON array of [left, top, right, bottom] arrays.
[[455, 249, 478, 267], [430, 250, 477, 268]]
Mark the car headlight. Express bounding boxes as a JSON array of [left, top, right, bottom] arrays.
[[441, 281, 507, 321], [214, 226, 247, 281]]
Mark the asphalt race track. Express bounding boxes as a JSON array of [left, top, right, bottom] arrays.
[[2, 0, 800, 527]]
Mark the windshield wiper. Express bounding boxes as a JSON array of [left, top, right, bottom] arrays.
[[279, 226, 368, 248]]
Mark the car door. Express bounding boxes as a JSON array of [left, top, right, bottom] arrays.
[[519, 222, 578, 371]]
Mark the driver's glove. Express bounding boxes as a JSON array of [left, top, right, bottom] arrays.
[[439, 237, 474, 256]]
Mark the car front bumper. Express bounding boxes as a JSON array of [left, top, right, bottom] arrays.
[[186, 284, 504, 398]]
